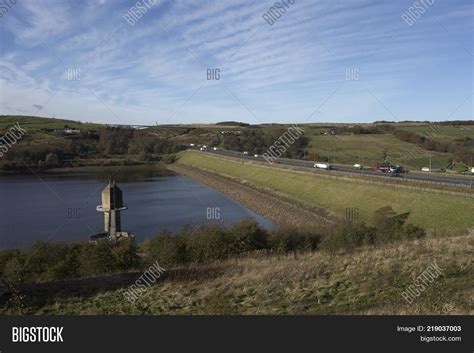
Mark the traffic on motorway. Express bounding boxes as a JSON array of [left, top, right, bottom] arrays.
[[186, 145, 473, 187]]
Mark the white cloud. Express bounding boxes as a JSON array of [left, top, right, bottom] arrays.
[[0, 0, 472, 123]]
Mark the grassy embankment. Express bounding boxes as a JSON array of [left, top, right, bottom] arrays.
[[176, 151, 474, 234], [10, 233, 472, 315]]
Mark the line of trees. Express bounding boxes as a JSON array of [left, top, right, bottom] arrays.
[[0, 127, 185, 171], [221, 128, 310, 158]]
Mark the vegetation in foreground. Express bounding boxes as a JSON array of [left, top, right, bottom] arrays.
[[0, 207, 435, 314], [177, 151, 474, 234], [1, 222, 471, 315]]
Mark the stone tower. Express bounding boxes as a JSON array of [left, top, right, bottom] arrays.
[[93, 180, 133, 241]]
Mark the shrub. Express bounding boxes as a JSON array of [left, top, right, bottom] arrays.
[[400, 223, 426, 240], [111, 238, 140, 271], [0, 249, 21, 278], [372, 206, 425, 244], [319, 221, 375, 253], [161, 154, 177, 164], [186, 224, 232, 263], [145, 230, 188, 267], [268, 227, 323, 253], [2, 256, 25, 284], [78, 241, 116, 277], [227, 219, 268, 254], [22, 242, 69, 282], [47, 244, 82, 280]]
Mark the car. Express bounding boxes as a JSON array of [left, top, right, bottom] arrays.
[[354, 163, 362, 169], [213, 147, 218, 151], [254, 154, 258, 158], [243, 151, 248, 155], [314, 162, 331, 170], [190, 143, 195, 147]]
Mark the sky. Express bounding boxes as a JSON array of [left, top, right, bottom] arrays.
[[0, 0, 472, 125]]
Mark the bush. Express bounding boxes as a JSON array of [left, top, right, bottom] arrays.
[[186, 224, 232, 263], [372, 206, 425, 244], [22, 242, 69, 282], [161, 154, 177, 164], [268, 227, 323, 253], [0, 249, 20, 278], [111, 238, 141, 271], [2, 256, 25, 284], [227, 220, 268, 254], [48, 244, 82, 280], [78, 241, 116, 277], [145, 230, 188, 267], [319, 221, 375, 253], [401, 223, 426, 240]]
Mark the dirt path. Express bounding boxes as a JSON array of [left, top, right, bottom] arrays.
[[168, 163, 332, 228]]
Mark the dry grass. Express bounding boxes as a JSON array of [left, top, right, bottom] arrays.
[[7, 233, 472, 315]]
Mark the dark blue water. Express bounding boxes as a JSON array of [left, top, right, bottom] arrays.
[[0, 169, 275, 248]]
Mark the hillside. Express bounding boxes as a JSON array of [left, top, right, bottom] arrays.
[[1, 115, 472, 173]]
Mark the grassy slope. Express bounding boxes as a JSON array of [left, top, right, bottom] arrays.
[[21, 233, 473, 315], [0, 115, 102, 132], [304, 130, 452, 169], [398, 125, 474, 142], [177, 151, 474, 234]]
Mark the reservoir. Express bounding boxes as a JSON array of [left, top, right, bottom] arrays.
[[0, 166, 275, 248]]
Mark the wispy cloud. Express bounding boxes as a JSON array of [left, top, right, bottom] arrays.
[[0, 0, 472, 124]]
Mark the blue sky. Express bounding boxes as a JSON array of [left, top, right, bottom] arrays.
[[0, 0, 472, 125]]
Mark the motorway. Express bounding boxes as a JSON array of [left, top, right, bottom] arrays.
[[189, 147, 474, 188]]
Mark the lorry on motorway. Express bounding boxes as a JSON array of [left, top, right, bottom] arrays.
[[421, 167, 431, 172], [372, 162, 403, 174], [314, 162, 331, 170]]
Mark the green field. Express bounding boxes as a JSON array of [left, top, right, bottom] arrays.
[[177, 151, 474, 234], [303, 130, 452, 170], [398, 125, 474, 142]]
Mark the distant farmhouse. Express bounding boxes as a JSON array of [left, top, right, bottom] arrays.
[[41, 126, 81, 134], [64, 128, 81, 134], [220, 130, 242, 135]]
